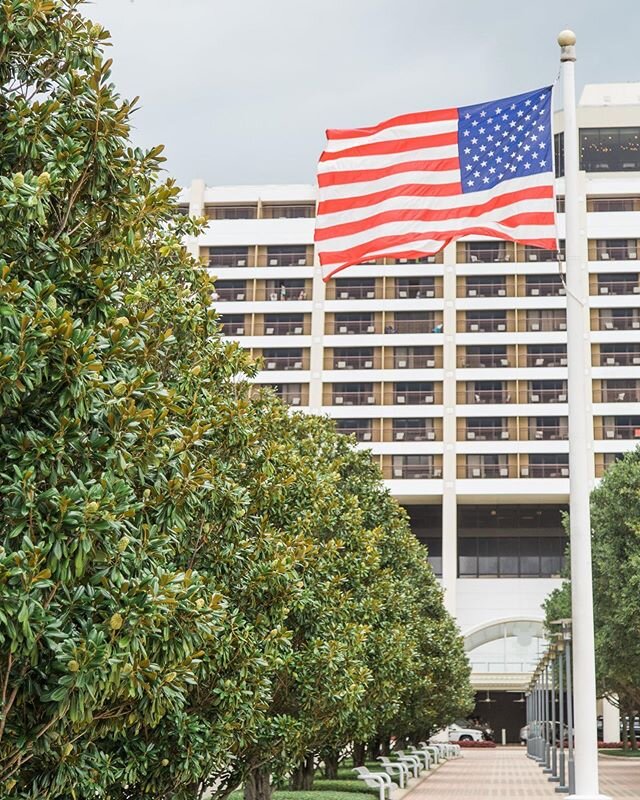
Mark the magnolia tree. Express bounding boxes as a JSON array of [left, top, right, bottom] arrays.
[[0, 3, 473, 799], [544, 450, 640, 750]]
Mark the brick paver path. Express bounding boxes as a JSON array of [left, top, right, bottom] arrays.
[[404, 748, 640, 799]]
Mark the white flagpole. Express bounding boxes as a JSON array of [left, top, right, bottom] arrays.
[[558, 29, 610, 800]]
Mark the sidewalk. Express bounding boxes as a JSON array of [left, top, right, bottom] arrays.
[[403, 747, 640, 800]]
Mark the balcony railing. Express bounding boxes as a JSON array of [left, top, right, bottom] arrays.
[[521, 464, 570, 478], [386, 320, 435, 334], [220, 322, 247, 336], [266, 290, 308, 301], [390, 391, 436, 405], [459, 355, 510, 368], [597, 387, 640, 402], [337, 426, 374, 441], [530, 426, 568, 440], [335, 321, 377, 334], [332, 391, 377, 406], [464, 427, 511, 441], [208, 254, 250, 268], [215, 288, 249, 301], [463, 390, 512, 404], [461, 318, 509, 333], [527, 389, 567, 403], [333, 355, 375, 369], [596, 281, 640, 295], [596, 246, 638, 261], [465, 248, 511, 263], [263, 356, 304, 370], [334, 286, 378, 300], [596, 424, 640, 440], [391, 464, 442, 479], [598, 316, 640, 331], [461, 464, 515, 478], [391, 427, 437, 441], [527, 353, 567, 367], [526, 318, 567, 332], [264, 322, 306, 335], [599, 352, 640, 367], [465, 284, 509, 297], [524, 282, 566, 296], [395, 284, 437, 298], [264, 252, 309, 267]]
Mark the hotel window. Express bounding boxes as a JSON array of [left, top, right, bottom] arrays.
[[266, 245, 308, 266], [580, 127, 640, 172], [598, 308, 640, 331], [595, 239, 638, 261], [529, 380, 567, 403], [599, 344, 640, 367], [530, 416, 568, 440], [395, 276, 436, 298], [597, 273, 639, 295], [333, 347, 375, 370], [213, 280, 247, 302], [526, 454, 569, 478], [465, 454, 510, 479], [392, 418, 435, 441], [525, 273, 565, 295], [602, 379, 640, 403], [208, 246, 249, 268], [394, 382, 435, 405], [334, 313, 375, 335], [601, 416, 640, 440], [334, 278, 377, 300], [394, 346, 436, 369], [465, 310, 507, 333], [466, 275, 507, 297], [527, 344, 567, 368], [261, 203, 315, 219], [261, 349, 304, 371], [332, 383, 375, 406], [264, 314, 305, 335], [465, 417, 508, 441], [205, 204, 257, 220], [335, 418, 373, 442], [467, 381, 510, 404], [465, 241, 510, 262], [523, 243, 565, 262], [588, 196, 639, 212], [218, 314, 246, 336], [265, 279, 307, 301], [391, 311, 434, 334], [526, 309, 566, 332], [392, 454, 438, 479], [458, 536, 566, 578], [462, 346, 509, 368]]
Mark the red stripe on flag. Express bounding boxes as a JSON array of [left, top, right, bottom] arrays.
[[319, 131, 458, 162], [320, 225, 557, 270], [314, 186, 555, 241], [317, 181, 463, 216], [326, 107, 458, 139], [318, 157, 459, 188]]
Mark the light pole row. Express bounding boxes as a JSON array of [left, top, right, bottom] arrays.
[[526, 620, 575, 794]]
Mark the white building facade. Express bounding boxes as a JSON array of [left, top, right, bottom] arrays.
[[181, 84, 640, 738]]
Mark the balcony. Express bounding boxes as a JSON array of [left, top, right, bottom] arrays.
[[460, 317, 510, 333], [465, 281, 509, 298], [464, 426, 511, 441], [596, 423, 640, 440], [596, 386, 640, 403], [208, 251, 250, 268], [463, 389, 512, 404], [530, 425, 568, 440], [263, 248, 310, 267], [526, 388, 567, 403], [388, 389, 436, 405], [598, 350, 640, 367], [386, 318, 435, 335], [333, 355, 375, 370], [598, 314, 640, 331], [394, 351, 437, 369], [525, 316, 567, 333], [332, 390, 377, 406], [460, 353, 510, 368], [390, 460, 442, 479], [522, 247, 564, 263], [262, 354, 304, 371], [336, 421, 374, 442], [394, 282, 438, 299], [214, 285, 249, 302], [523, 279, 566, 297], [596, 278, 640, 296], [460, 463, 515, 479], [463, 244, 513, 263], [527, 352, 567, 367], [334, 320, 377, 335], [391, 424, 437, 442], [521, 461, 569, 478], [593, 242, 638, 261], [264, 322, 306, 336]]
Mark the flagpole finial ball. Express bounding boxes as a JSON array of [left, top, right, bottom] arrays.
[[557, 29, 576, 46]]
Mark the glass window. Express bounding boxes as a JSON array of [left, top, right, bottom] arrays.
[[580, 127, 640, 172]]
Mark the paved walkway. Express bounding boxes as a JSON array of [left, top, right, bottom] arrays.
[[403, 748, 640, 799]]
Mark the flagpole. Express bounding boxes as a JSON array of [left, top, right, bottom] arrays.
[[558, 29, 610, 800]]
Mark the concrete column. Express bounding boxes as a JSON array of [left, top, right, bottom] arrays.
[[186, 178, 206, 259], [308, 259, 326, 411], [602, 696, 620, 743], [441, 242, 458, 614]]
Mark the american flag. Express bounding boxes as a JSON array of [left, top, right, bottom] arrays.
[[315, 86, 557, 280]]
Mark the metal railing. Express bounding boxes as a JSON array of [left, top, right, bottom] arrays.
[[395, 285, 438, 298], [263, 253, 309, 267], [334, 321, 377, 334], [522, 464, 570, 478], [461, 318, 510, 333], [333, 286, 378, 300], [595, 246, 638, 261], [596, 281, 640, 295], [530, 427, 568, 441], [459, 355, 511, 368], [262, 357, 305, 371], [525, 319, 567, 332], [598, 316, 640, 331], [526, 389, 568, 403], [595, 424, 640, 440], [388, 391, 436, 405], [391, 427, 437, 441], [394, 355, 438, 369], [332, 391, 377, 406], [527, 354, 568, 367], [465, 248, 511, 263], [386, 320, 435, 334], [390, 464, 442, 479], [597, 388, 640, 402], [523, 282, 566, 296], [460, 464, 515, 478], [208, 255, 251, 268], [263, 322, 307, 335], [214, 288, 250, 302], [599, 352, 640, 366], [465, 284, 510, 297], [333, 355, 375, 369], [462, 390, 512, 404], [464, 427, 511, 441]]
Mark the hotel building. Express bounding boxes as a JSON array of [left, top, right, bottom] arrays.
[[181, 83, 640, 740]]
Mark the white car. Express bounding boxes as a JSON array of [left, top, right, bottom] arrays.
[[447, 721, 484, 742]]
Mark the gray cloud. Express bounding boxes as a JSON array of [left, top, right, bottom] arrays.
[[87, 0, 640, 186]]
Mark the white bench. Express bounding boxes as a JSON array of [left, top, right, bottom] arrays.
[[352, 767, 397, 800]]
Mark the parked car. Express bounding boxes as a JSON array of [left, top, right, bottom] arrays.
[[448, 719, 493, 742]]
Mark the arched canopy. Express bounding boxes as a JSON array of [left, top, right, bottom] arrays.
[[463, 618, 545, 653]]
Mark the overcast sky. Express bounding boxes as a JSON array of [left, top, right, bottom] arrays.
[[87, 0, 640, 188]]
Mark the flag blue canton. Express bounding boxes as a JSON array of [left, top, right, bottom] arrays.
[[458, 86, 553, 194]]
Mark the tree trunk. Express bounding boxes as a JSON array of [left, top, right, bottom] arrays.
[[630, 714, 638, 751], [352, 742, 366, 767], [290, 754, 315, 790], [324, 749, 339, 779], [244, 766, 272, 800], [367, 738, 381, 761], [622, 714, 629, 750], [380, 737, 390, 757]]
